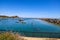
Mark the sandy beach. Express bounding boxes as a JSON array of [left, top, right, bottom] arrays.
[[21, 37, 60, 40]]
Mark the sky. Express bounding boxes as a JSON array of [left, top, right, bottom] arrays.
[[0, 0, 60, 18]]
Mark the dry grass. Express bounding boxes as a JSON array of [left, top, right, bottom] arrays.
[[0, 32, 27, 40]]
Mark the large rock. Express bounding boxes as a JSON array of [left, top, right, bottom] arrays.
[[10, 16, 19, 18]]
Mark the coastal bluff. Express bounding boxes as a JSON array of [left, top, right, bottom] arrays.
[[0, 15, 19, 18]]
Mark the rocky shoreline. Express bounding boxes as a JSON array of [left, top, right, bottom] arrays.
[[39, 18, 60, 26]]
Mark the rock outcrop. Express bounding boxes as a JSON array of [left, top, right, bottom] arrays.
[[9, 16, 19, 18], [39, 18, 60, 25]]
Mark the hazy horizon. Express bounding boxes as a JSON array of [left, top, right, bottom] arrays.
[[0, 0, 60, 18]]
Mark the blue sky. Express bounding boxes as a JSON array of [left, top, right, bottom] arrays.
[[0, 0, 60, 18]]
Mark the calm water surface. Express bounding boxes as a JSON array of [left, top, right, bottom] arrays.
[[0, 18, 60, 38]]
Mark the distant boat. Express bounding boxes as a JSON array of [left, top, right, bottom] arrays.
[[19, 19, 24, 22], [19, 18, 24, 21]]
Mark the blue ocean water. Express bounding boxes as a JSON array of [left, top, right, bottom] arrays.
[[0, 18, 60, 38]]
